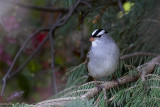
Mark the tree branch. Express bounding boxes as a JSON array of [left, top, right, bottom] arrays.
[[35, 56, 160, 106], [1, 28, 49, 96], [120, 52, 159, 60], [0, 0, 68, 13], [117, 0, 125, 14], [9, 34, 49, 78], [1, 0, 85, 96], [49, 31, 58, 94]]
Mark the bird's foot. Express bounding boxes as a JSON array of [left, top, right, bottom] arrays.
[[96, 84, 104, 92], [112, 75, 120, 85], [116, 78, 120, 85]]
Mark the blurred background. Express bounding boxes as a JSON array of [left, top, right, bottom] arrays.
[[0, 0, 160, 103]]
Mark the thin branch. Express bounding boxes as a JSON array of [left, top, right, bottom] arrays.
[[120, 52, 159, 60], [49, 31, 57, 94], [80, 21, 84, 59], [1, 28, 49, 96], [58, 0, 81, 26], [0, 0, 68, 13], [1, 0, 84, 96], [117, 0, 125, 14], [48, 1, 58, 94], [143, 19, 160, 25], [76, 9, 91, 29], [9, 34, 49, 78]]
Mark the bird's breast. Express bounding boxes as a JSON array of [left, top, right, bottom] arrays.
[[87, 44, 119, 79]]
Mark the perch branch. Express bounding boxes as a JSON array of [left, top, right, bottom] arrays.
[[120, 52, 159, 60], [0, 0, 68, 13], [35, 56, 160, 106], [82, 56, 160, 100]]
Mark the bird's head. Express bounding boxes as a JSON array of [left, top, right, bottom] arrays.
[[89, 29, 108, 42]]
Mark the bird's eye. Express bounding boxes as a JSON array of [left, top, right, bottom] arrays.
[[96, 35, 102, 38], [91, 35, 101, 38]]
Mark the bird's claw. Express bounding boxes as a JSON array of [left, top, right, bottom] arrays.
[[96, 84, 104, 91]]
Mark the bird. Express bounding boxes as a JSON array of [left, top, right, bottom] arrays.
[[86, 29, 120, 82]]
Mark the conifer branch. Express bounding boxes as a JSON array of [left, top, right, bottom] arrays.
[[35, 56, 160, 106], [120, 52, 159, 60]]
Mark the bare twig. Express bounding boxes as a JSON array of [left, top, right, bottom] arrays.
[[9, 34, 49, 78], [81, 1, 92, 8], [117, 0, 125, 14], [48, 1, 58, 94], [58, 0, 81, 26], [80, 25, 84, 59], [6, 91, 24, 103], [1, 28, 49, 96], [143, 19, 160, 25], [0, 0, 68, 13], [47, 0, 83, 94], [120, 52, 159, 60], [49, 31, 57, 94], [1, 0, 85, 96]]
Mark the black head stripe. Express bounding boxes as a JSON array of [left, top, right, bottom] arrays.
[[105, 31, 108, 34], [92, 29, 103, 37]]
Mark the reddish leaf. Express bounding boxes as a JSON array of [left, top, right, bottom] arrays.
[[0, 96, 4, 103]]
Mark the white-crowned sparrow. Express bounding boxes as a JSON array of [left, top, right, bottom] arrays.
[[87, 29, 120, 80]]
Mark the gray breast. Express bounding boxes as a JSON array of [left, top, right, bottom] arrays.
[[87, 35, 119, 79]]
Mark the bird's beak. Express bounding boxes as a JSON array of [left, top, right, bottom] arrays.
[[89, 37, 95, 42]]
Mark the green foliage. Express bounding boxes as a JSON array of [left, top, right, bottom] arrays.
[[49, 0, 160, 106], [66, 62, 88, 87], [64, 99, 94, 107], [53, 0, 76, 7], [12, 103, 30, 107], [112, 66, 160, 107]]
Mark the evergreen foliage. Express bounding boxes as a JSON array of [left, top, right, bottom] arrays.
[[1, 0, 160, 106], [64, 99, 94, 107], [49, 0, 160, 106]]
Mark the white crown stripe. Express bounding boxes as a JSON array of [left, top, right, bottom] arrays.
[[97, 30, 105, 36], [92, 29, 99, 36]]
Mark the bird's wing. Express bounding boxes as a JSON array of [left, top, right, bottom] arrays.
[[85, 47, 91, 73], [85, 47, 94, 82]]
